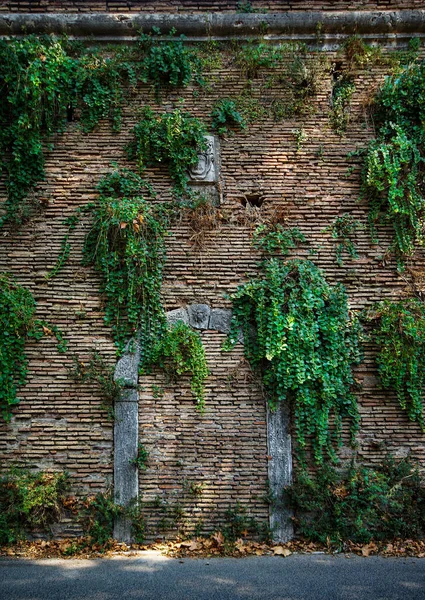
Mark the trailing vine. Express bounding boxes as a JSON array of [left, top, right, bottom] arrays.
[[325, 214, 362, 267], [82, 169, 170, 359], [153, 321, 209, 411], [361, 59, 425, 265], [252, 224, 305, 255], [127, 107, 207, 195], [224, 258, 362, 463], [330, 76, 356, 136], [366, 298, 425, 431], [0, 273, 67, 421]]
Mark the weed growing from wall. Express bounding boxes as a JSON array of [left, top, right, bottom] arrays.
[[224, 259, 362, 463], [0, 273, 67, 421], [324, 214, 362, 267], [0, 469, 69, 545], [211, 98, 247, 136], [127, 107, 207, 195], [252, 224, 305, 255], [330, 77, 356, 136], [366, 298, 425, 430]]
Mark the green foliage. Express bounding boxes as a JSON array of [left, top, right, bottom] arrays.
[[79, 490, 121, 546], [222, 503, 271, 543], [0, 273, 66, 421], [224, 258, 362, 463], [343, 36, 383, 69], [361, 60, 425, 264], [138, 28, 203, 93], [127, 107, 207, 194], [130, 443, 149, 471], [211, 98, 247, 136], [82, 169, 169, 358], [292, 127, 308, 152], [236, 1, 268, 13], [235, 41, 286, 78], [288, 456, 425, 546], [0, 36, 137, 227], [325, 214, 361, 266], [366, 298, 425, 430], [252, 224, 305, 255], [153, 321, 209, 411], [0, 469, 69, 545], [68, 351, 121, 419], [330, 77, 356, 135]]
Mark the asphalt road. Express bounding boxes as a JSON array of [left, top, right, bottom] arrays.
[[1, 551, 424, 600]]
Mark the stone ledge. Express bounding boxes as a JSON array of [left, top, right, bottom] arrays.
[[1, 11, 425, 43]]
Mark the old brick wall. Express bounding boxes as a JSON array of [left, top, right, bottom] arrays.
[[0, 1, 424, 13], [1, 41, 425, 538]]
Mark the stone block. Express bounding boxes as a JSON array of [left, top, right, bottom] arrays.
[[209, 308, 232, 333], [188, 304, 211, 329], [166, 308, 189, 327], [114, 339, 140, 388], [188, 135, 219, 184]]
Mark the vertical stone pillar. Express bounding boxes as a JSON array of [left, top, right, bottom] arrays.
[[113, 340, 140, 543], [267, 401, 294, 542]]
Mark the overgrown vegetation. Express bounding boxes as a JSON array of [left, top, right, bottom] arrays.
[[252, 224, 305, 255], [211, 98, 247, 136], [224, 259, 362, 463], [361, 58, 425, 265], [0, 469, 69, 545], [130, 443, 149, 471], [127, 107, 207, 195], [0, 273, 67, 421], [325, 214, 361, 266], [366, 298, 425, 431], [153, 321, 209, 411], [82, 169, 169, 358], [330, 76, 356, 135], [289, 456, 425, 546]]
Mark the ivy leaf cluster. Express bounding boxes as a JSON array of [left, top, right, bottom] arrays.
[[152, 321, 209, 411], [366, 298, 425, 431], [0, 273, 66, 421], [211, 98, 247, 136], [127, 107, 207, 195], [224, 258, 362, 463], [362, 60, 425, 264], [82, 169, 170, 360], [330, 76, 356, 136], [252, 224, 305, 255], [324, 214, 362, 267]]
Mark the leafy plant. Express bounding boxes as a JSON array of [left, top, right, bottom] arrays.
[[252, 224, 305, 255], [130, 443, 149, 471], [138, 27, 203, 93], [330, 76, 356, 135], [127, 107, 207, 194], [224, 258, 362, 463], [288, 456, 425, 546], [366, 298, 425, 430], [0, 273, 67, 421], [0, 469, 69, 545], [79, 490, 121, 546], [82, 169, 170, 358], [236, 1, 268, 13], [361, 60, 425, 265], [153, 321, 209, 411], [325, 214, 362, 266], [211, 98, 247, 136], [292, 127, 308, 152]]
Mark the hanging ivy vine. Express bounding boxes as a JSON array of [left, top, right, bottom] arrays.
[[361, 59, 425, 266], [127, 107, 207, 195], [224, 258, 362, 463], [366, 298, 425, 431], [82, 169, 169, 361], [0, 273, 66, 421]]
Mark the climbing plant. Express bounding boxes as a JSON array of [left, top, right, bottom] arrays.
[[361, 59, 425, 265], [0, 273, 67, 421], [224, 258, 362, 463], [152, 321, 209, 411], [325, 214, 362, 267], [252, 224, 305, 255], [127, 107, 207, 195], [82, 169, 170, 359], [366, 298, 425, 431], [330, 76, 356, 135], [211, 98, 247, 136]]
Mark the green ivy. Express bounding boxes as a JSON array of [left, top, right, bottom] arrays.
[[330, 77, 356, 135], [211, 98, 247, 136], [153, 321, 209, 411], [325, 214, 361, 267], [127, 107, 207, 195], [224, 258, 362, 463], [252, 224, 305, 255], [82, 169, 170, 359], [366, 298, 425, 431], [0, 273, 67, 421], [361, 59, 425, 265]]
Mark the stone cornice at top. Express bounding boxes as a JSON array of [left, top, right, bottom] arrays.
[[0, 10, 425, 44]]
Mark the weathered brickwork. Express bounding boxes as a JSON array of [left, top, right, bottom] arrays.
[[0, 1, 424, 13], [1, 40, 425, 537]]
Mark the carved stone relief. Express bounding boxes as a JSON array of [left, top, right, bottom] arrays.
[[188, 135, 219, 184]]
